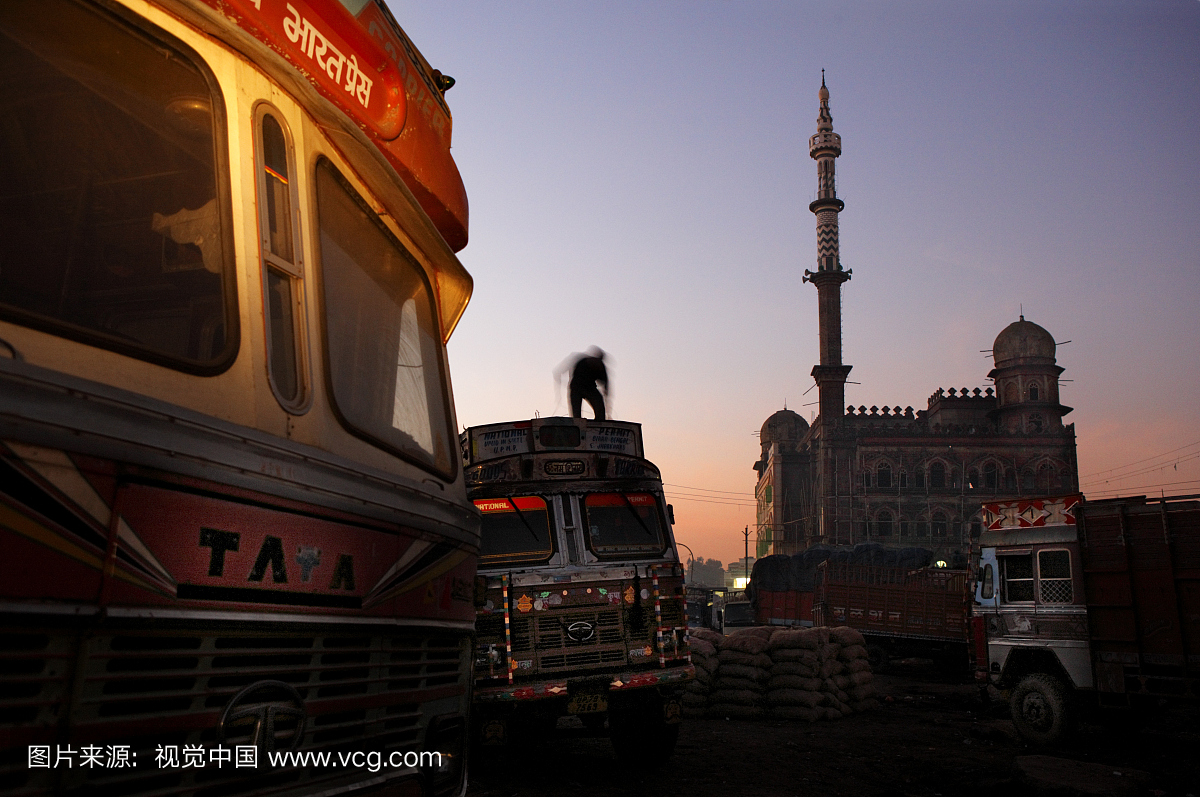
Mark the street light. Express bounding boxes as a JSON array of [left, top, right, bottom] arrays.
[[676, 542, 696, 583]]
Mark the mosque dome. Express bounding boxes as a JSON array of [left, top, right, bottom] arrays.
[[992, 318, 1056, 368], [760, 408, 809, 447]]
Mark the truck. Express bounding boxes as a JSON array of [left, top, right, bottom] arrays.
[[815, 561, 971, 672], [749, 545, 969, 671], [461, 417, 693, 765], [974, 493, 1200, 745]]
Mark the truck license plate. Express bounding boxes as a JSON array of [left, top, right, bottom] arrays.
[[567, 692, 607, 715]]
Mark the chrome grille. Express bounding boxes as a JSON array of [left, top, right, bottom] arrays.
[[0, 622, 468, 797]]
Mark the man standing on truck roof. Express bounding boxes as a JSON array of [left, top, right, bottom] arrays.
[[555, 347, 609, 420]]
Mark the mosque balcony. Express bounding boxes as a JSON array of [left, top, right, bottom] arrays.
[[809, 132, 842, 156]]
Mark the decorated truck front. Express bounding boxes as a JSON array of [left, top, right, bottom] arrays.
[[462, 418, 692, 764]]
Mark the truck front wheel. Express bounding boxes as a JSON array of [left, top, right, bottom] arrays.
[[1010, 673, 1074, 746]]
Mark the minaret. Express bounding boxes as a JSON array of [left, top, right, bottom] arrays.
[[803, 71, 852, 426]]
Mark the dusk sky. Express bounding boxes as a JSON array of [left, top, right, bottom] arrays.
[[400, 1, 1200, 567]]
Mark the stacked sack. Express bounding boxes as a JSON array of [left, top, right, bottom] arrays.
[[683, 628, 722, 717], [762, 625, 878, 721], [707, 627, 773, 720], [683, 625, 878, 722]]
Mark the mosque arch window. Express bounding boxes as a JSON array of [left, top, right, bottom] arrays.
[[917, 520, 929, 537], [1028, 382, 1040, 401], [968, 469, 980, 489], [899, 470, 908, 489], [931, 512, 948, 538], [899, 519, 910, 537], [929, 462, 946, 490], [1039, 463, 1058, 491], [984, 462, 999, 490], [877, 464, 892, 489], [876, 510, 894, 537]]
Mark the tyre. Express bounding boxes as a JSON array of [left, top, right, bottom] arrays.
[[608, 693, 680, 768], [1009, 673, 1075, 746]]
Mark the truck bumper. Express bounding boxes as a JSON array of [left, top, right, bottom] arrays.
[[475, 663, 694, 703]]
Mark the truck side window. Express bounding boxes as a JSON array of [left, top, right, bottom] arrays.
[[1038, 549, 1073, 603], [980, 563, 994, 600], [1000, 554, 1034, 602], [255, 108, 307, 410]]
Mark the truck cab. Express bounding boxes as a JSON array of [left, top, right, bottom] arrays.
[[462, 418, 692, 765]]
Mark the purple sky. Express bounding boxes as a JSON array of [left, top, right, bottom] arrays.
[[399, 1, 1200, 566]]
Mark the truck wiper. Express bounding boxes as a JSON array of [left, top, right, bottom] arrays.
[[619, 493, 655, 537], [506, 496, 541, 542]]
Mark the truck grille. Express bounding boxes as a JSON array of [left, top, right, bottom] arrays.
[[0, 621, 468, 797], [476, 590, 688, 679]]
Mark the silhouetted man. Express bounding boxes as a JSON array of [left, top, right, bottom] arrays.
[[555, 347, 609, 420]]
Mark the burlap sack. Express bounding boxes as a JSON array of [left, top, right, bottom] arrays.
[[767, 675, 823, 691], [846, 659, 872, 674], [823, 692, 852, 715], [819, 659, 846, 679], [832, 673, 851, 691], [685, 680, 708, 695], [849, 670, 874, 687], [721, 633, 769, 655], [689, 637, 717, 658], [718, 650, 774, 669], [766, 688, 823, 708], [817, 643, 841, 662], [829, 626, 865, 647], [714, 676, 764, 693], [767, 627, 821, 651], [691, 628, 724, 645], [728, 626, 775, 642], [709, 688, 762, 705], [682, 691, 708, 707], [819, 706, 843, 720], [838, 644, 868, 661], [720, 663, 769, 682], [769, 648, 819, 665], [770, 661, 819, 678]]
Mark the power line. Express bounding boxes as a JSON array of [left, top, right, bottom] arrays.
[[663, 494, 757, 508], [1080, 451, 1200, 487], [662, 483, 754, 496], [1079, 439, 1200, 479], [1083, 477, 1200, 497]]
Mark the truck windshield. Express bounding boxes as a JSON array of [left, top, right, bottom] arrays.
[[475, 496, 554, 564], [583, 492, 665, 557], [724, 602, 754, 626]]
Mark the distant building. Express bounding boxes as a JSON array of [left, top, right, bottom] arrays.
[[727, 557, 756, 589], [753, 77, 1078, 566]]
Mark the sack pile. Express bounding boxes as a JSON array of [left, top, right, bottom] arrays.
[[682, 627, 722, 717], [683, 625, 878, 722]]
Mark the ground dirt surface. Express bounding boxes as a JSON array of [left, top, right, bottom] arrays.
[[466, 659, 1199, 797]]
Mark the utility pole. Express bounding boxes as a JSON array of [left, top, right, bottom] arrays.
[[743, 525, 750, 584]]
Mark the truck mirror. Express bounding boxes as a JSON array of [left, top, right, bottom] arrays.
[[667, 504, 675, 524]]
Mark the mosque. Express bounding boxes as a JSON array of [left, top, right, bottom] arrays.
[[752, 76, 1078, 565]]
